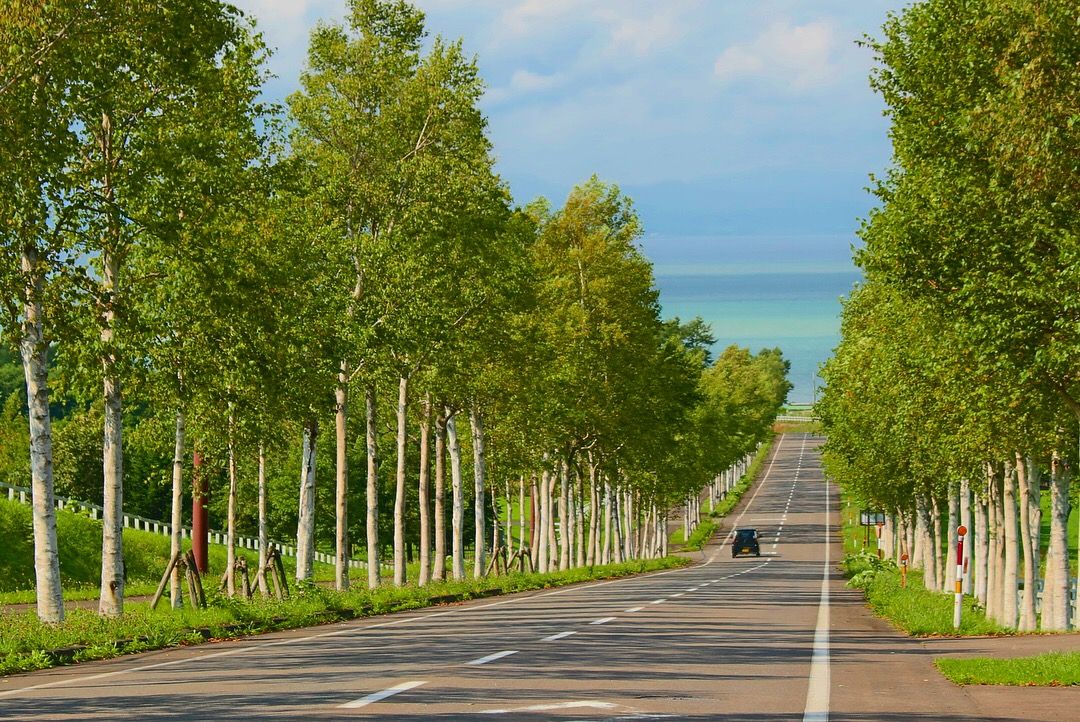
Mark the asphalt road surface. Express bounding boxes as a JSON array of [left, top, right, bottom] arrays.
[[9, 433, 1071, 721]]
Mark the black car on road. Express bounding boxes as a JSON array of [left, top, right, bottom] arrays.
[[732, 528, 760, 558]]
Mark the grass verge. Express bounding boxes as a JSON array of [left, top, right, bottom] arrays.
[[0, 556, 689, 677], [840, 495, 1004, 637], [936, 651, 1080, 686]]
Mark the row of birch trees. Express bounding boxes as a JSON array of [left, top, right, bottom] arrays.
[[820, 0, 1080, 631], [0, 0, 791, 623]]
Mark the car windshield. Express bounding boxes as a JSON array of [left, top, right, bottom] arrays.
[[735, 529, 756, 541]]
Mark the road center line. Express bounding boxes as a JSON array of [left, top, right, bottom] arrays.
[[803, 436, 831, 722], [541, 631, 576, 642], [340, 680, 426, 709], [624, 606, 644, 613], [650, 598, 666, 604], [467, 650, 518, 666], [590, 617, 617, 625]]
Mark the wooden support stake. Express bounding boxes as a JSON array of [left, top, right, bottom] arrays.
[[272, 547, 289, 598], [238, 558, 252, 599], [185, 550, 206, 608], [150, 550, 183, 610]]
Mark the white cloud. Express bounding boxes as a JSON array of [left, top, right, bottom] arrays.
[[714, 20, 838, 91], [485, 68, 565, 105]]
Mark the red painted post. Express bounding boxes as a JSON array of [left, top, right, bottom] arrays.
[[953, 525, 967, 629], [192, 450, 209, 573]]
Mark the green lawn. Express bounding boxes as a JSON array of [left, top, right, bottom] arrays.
[[936, 651, 1080, 686]]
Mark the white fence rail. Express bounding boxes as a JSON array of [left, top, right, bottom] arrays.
[[0, 480, 380, 570]]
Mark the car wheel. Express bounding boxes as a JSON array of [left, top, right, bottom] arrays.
[[755, 551, 760, 557]]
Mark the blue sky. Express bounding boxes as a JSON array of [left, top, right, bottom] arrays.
[[235, 0, 903, 257]]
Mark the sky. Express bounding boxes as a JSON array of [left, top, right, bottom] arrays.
[[231, 0, 908, 401], [234, 0, 902, 241]]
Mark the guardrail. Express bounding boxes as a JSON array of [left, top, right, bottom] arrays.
[[776, 415, 820, 423], [0, 480, 379, 570]]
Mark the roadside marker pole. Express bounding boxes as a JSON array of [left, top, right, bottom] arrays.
[[953, 526, 967, 630]]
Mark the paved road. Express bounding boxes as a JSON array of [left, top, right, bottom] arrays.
[[6, 433, 1075, 720]]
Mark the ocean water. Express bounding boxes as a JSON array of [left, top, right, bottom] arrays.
[[654, 270, 861, 405]]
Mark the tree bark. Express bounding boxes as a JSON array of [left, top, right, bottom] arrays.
[[170, 412, 184, 609], [1001, 459, 1019, 628], [295, 417, 317, 582], [538, 466, 551, 573], [558, 458, 569, 571], [393, 376, 409, 586], [1045, 451, 1071, 630], [1016, 453, 1038, 631], [470, 408, 487, 578], [945, 484, 958, 596], [916, 495, 937, 591], [446, 409, 465, 580], [257, 442, 269, 595], [19, 244, 64, 623], [98, 248, 124, 617], [433, 410, 447, 582], [975, 490, 989, 606], [226, 410, 238, 596], [366, 386, 380, 588], [586, 460, 598, 566], [959, 477, 972, 595], [335, 362, 349, 591], [418, 396, 432, 586], [575, 468, 586, 568]]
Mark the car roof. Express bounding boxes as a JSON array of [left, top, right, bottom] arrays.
[[735, 527, 756, 534]]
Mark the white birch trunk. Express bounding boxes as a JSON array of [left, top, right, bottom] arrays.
[[931, 495, 944, 592], [433, 411, 447, 582], [575, 471, 586, 568], [446, 410, 465, 580], [393, 376, 409, 586], [99, 246, 125, 618], [418, 397, 431, 586], [366, 387, 380, 588], [945, 485, 958, 595], [19, 244, 64, 622], [470, 409, 487, 578], [335, 363, 349, 591], [959, 477, 972, 595], [586, 461, 598, 566], [295, 417, 317, 582], [916, 495, 937, 591], [601, 479, 612, 565], [612, 486, 624, 564], [1016, 453, 1038, 631], [546, 468, 557, 567], [530, 475, 540, 570], [518, 477, 526, 562], [170, 412, 184, 609], [257, 442, 269, 595], [226, 411, 238, 596], [975, 492, 989, 605], [1045, 452, 1071, 630], [1001, 460, 1019, 628], [558, 459, 569, 571]]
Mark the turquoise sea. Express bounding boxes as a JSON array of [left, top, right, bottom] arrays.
[[644, 235, 861, 405]]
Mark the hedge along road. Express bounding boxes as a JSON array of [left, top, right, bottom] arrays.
[[0, 434, 841, 721]]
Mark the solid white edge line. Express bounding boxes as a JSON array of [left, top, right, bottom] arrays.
[[340, 680, 427, 709], [803, 437, 830, 722], [467, 650, 518, 666]]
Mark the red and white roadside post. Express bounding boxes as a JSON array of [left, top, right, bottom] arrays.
[[953, 525, 967, 630]]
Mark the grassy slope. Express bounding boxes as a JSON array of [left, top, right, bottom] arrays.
[[0, 498, 341, 603]]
